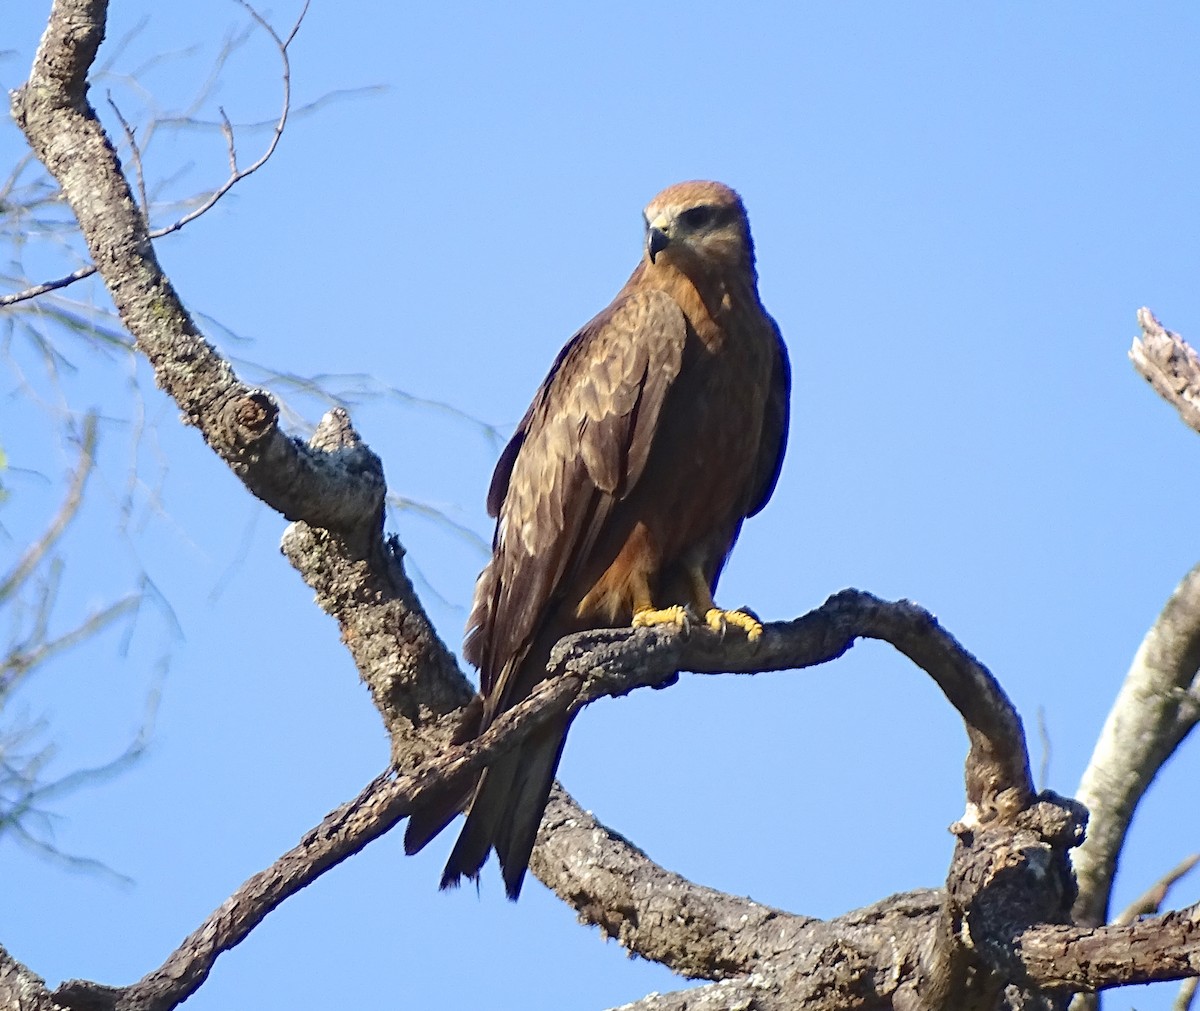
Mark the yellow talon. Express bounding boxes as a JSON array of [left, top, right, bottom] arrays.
[[632, 605, 690, 632], [705, 608, 763, 641]]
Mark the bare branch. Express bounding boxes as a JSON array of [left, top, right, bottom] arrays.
[[0, 946, 58, 1011], [1130, 308, 1200, 436], [2, 585, 1034, 1011], [105, 93, 147, 223], [130, 0, 302, 241], [1116, 855, 1200, 925], [0, 265, 102, 306], [1016, 902, 1200, 994], [0, 592, 139, 681], [12, 8, 386, 538], [2, 1, 303, 310], [533, 785, 819, 978], [553, 588, 1033, 819], [1074, 562, 1200, 926], [606, 979, 784, 1011]]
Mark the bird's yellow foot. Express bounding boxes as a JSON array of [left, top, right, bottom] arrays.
[[705, 608, 763, 641], [633, 604, 690, 633]]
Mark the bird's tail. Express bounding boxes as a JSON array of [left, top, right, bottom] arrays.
[[440, 713, 570, 899], [405, 625, 572, 899], [403, 694, 485, 856]]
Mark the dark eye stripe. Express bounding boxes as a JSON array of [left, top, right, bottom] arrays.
[[681, 205, 716, 229]]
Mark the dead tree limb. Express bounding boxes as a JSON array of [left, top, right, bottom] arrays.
[[1073, 562, 1200, 928], [1131, 308, 1200, 437]]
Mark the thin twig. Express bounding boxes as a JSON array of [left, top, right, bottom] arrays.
[[0, 593, 140, 680], [0, 414, 97, 602], [1, 1, 307, 309], [150, 0, 305, 240], [105, 93, 147, 222], [1116, 854, 1200, 925]]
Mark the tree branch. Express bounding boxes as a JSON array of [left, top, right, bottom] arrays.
[[553, 588, 1033, 820], [0, 947, 58, 1011], [1016, 902, 1200, 993], [37, 593, 1048, 1011], [1130, 308, 1200, 436], [0, 413, 96, 602], [1, 1, 303, 309], [11, 0, 379, 538], [1116, 855, 1200, 925], [1073, 563, 1200, 926]]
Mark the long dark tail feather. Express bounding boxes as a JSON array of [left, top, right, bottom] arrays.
[[403, 781, 472, 857], [439, 751, 520, 889], [495, 718, 570, 900], [439, 714, 571, 899], [403, 696, 486, 857]]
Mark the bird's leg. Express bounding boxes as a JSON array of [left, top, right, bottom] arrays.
[[686, 566, 764, 642], [630, 573, 690, 633]]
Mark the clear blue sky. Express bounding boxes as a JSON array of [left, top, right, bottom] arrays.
[[3, 3, 1199, 1009]]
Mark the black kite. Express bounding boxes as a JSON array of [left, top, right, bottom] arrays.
[[405, 180, 790, 899]]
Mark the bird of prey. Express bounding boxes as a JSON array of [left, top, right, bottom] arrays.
[[405, 180, 790, 899]]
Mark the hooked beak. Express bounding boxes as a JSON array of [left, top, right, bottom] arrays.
[[647, 226, 670, 263]]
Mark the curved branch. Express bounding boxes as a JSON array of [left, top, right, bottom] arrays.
[[1073, 563, 1200, 926], [554, 588, 1033, 820], [37, 593, 1036, 1011]]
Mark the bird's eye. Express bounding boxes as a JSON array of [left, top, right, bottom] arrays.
[[681, 205, 716, 230]]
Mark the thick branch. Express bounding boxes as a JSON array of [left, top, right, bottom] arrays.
[[279, 409, 470, 760], [1130, 308, 1200, 436], [533, 786, 822, 979], [0, 949, 58, 1011], [1017, 903, 1200, 993], [1074, 563, 1200, 926]]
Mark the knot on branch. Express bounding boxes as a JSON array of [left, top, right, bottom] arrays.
[[937, 792, 1084, 1002], [223, 389, 279, 448]]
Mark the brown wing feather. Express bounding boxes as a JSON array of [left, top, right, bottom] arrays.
[[747, 319, 791, 517], [466, 287, 687, 707]]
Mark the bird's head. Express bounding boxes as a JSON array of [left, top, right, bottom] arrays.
[[642, 181, 755, 272]]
